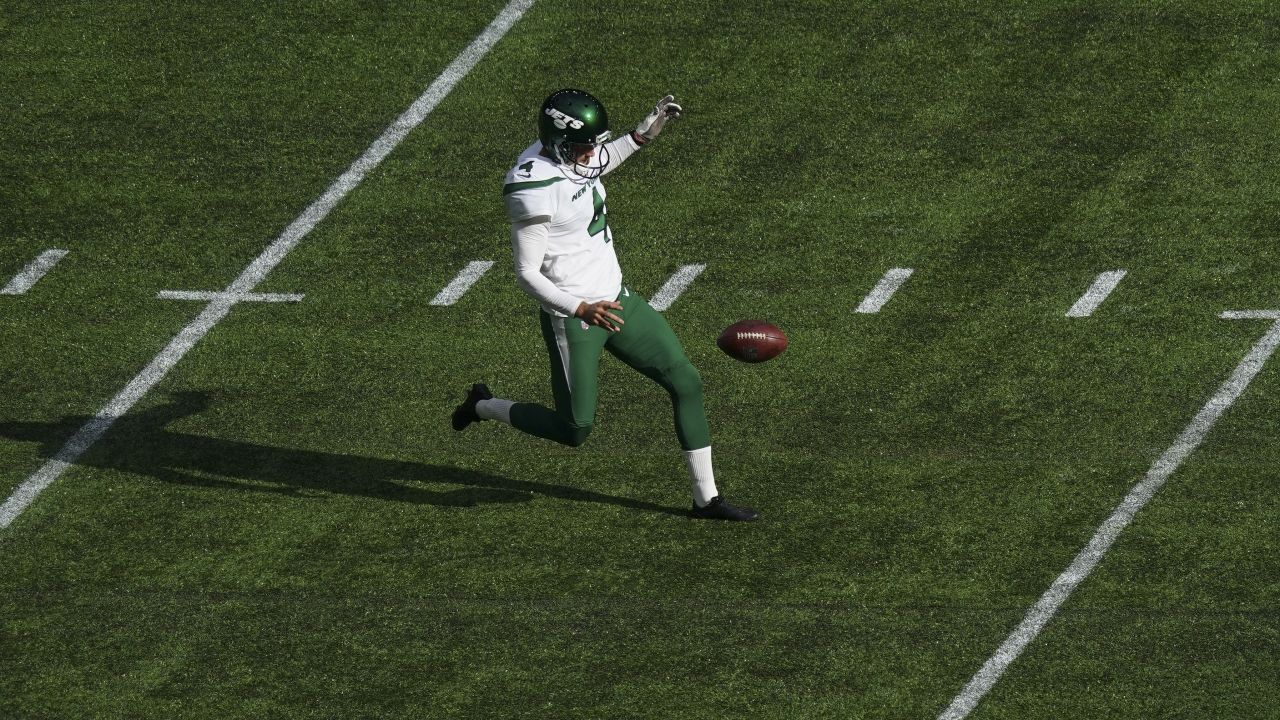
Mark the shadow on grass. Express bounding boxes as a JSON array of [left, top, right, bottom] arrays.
[[1, 391, 685, 517]]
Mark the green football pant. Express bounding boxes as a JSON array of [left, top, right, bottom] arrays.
[[509, 288, 711, 451]]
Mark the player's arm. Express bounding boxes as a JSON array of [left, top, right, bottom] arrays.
[[597, 95, 683, 177], [510, 217, 582, 316], [504, 182, 581, 316], [596, 133, 642, 176], [510, 219, 624, 330]]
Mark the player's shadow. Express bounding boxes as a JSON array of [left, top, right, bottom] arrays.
[[0, 391, 685, 516]]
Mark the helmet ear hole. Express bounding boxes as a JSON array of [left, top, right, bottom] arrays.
[[550, 138, 572, 164]]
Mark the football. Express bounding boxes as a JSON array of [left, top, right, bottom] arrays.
[[716, 320, 788, 363]]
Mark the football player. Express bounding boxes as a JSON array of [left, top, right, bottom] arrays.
[[452, 88, 757, 521]]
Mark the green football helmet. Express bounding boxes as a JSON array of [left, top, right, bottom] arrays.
[[538, 88, 612, 177]]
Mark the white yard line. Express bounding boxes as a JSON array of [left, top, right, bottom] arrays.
[[2, 249, 69, 295], [855, 267, 913, 314], [429, 260, 495, 305], [649, 263, 706, 311], [938, 312, 1280, 720], [0, 0, 536, 530], [1066, 269, 1127, 317], [1221, 310, 1280, 320], [157, 290, 305, 303]]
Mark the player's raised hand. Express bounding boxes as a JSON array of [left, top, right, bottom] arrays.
[[576, 300, 625, 332], [633, 95, 682, 144]]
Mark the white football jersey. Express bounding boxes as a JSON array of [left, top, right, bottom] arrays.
[[503, 140, 635, 315]]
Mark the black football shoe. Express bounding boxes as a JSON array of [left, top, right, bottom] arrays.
[[690, 496, 759, 522], [451, 383, 493, 431]]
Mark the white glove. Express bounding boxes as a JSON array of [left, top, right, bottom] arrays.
[[633, 95, 682, 144]]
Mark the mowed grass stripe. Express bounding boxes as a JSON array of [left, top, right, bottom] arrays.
[[0, 0, 536, 530]]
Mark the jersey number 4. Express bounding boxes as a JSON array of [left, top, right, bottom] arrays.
[[588, 187, 610, 242]]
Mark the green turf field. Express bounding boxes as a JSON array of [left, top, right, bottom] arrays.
[[3, 1, 1279, 718]]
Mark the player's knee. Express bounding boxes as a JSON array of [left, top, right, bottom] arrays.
[[564, 422, 593, 447], [667, 362, 703, 399]]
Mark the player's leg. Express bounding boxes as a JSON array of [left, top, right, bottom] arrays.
[[605, 289, 757, 520], [605, 290, 709, 450], [456, 310, 604, 448], [510, 311, 604, 447]]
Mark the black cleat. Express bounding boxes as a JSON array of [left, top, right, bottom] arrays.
[[690, 496, 759, 522], [451, 383, 493, 431]]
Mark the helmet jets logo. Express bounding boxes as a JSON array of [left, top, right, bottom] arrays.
[[544, 107, 585, 130], [538, 89, 610, 177]]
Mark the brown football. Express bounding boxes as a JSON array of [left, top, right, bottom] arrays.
[[716, 320, 788, 363]]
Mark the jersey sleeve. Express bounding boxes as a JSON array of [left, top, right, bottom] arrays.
[[503, 178, 562, 222], [510, 218, 583, 316], [597, 133, 642, 176]]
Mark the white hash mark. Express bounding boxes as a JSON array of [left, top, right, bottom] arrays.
[[856, 267, 913, 313], [2, 249, 69, 295], [430, 260, 495, 306], [650, 264, 706, 312], [1066, 270, 1127, 317]]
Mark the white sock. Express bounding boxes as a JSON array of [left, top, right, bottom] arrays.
[[475, 398, 515, 424], [684, 446, 719, 508]]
